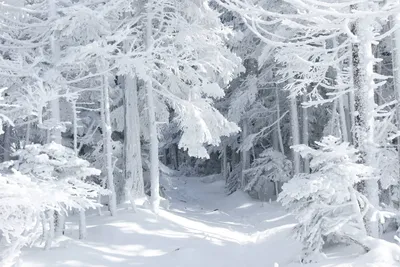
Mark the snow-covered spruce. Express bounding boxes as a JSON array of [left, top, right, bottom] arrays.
[[279, 136, 375, 262], [0, 143, 107, 266], [243, 148, 291, 200]]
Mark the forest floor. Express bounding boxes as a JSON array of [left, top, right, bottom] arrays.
[[21, 175, 400, 267]]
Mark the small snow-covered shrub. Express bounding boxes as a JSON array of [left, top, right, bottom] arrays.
[[10, 143, 107, 209], [243, 148, 291, 200], [0, 143, 107, 266], [0, 171, 45, 266], [279, 136, 374, 263]]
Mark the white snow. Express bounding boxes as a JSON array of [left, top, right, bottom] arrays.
[[20, 176, 400, 267]]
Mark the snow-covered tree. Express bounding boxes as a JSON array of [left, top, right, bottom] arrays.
[[279, 136, 375, 262], [243, 148, 292, 200], [0, 142, 107, 265]]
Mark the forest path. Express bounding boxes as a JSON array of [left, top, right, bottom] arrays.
[[21, 175, 300, 267]]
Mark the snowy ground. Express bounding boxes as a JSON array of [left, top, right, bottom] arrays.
[[21, 176, 400, 267]]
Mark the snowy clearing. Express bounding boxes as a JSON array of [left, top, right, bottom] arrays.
[[21, 176, 400, 267]]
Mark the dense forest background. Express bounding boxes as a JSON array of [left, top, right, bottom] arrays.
[[2, 0, 400, 266]]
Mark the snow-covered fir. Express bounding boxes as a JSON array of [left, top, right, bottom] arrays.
[[1, 0, 400, 266]]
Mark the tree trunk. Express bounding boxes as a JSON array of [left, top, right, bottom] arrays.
[[301, 94, 309, 173], [171, 143, 179, 170], [391, 13, 400, 213], [338, 93, 349, 143], [146, 79, 160, 214], [71, 100, 87, 239], [79, 210, 86, 240], [25, 122, 30, 148], [222, 143, 228, 181], [348, 62, 356, 144], [145, 5, 160, 214], [3, 124, 11, 161], [275, 87, 285, 154], [290, 93, 301, 175], [101, 73, 117, 216], [48, 0, 61, 145], [241, 118, 250, 187], [333, 37, 350, 143], [273, 86, 285, 195], [50, 99, 62, 144], [48, 0, 65, 241], [352, 12, 379, 237], [124, 74, 144, 212]]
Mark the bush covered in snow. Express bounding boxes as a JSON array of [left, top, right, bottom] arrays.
[[0, 143, 107, 266], [279, 136, 375, 262], [243, 148, 291, 199]]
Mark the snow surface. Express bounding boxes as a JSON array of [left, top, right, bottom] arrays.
[[20, 176, 400, 267]]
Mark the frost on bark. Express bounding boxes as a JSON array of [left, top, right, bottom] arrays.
[[124, 74, 144, 212], [48, 0, 64, 243], [241, 118, 250, 187], [351, 13, 380, 238], [71, 99, 87, 239], [391, 13, 400, 207], [290, 93, 301, 175], [144, 4, 160, 214], [2, 124, 11, 161], [301, 94, 309, 173], [100, 73, 117, 216], [146, 79, 160, 214]]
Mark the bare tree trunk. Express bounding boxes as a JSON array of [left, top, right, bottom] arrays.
[[100, 73, 117, 216], [25, 122, 30, 148], [48, 0, 65, 242], [171, 143, 179, 170], [3, 124, 11, 161], [301, 94, 309, 173], [332, 38, 350, 143], [70, 100, 87, 239], [391, 15, 400, 228], [290, 93, 301, 175], [78, 211, 86, 240], [124, 74, 144, 212], [145, 6, 160, 214], [146, 79, 160, 213], [272, 86, 285, 195], [222, 143, 228, 181], [241, 118, 250, 187], [276, 88, 285, 154], [338, 94, 349, 143]]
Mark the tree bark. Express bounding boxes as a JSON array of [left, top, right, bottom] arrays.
[[222, 143, 228, 181], [100, 72, 117, 216], [48, 0, 64, 242], [290, 92, 301, 175], [352, 11, 379, 237], [301, 94, 309, 173], [145, 5, 160, 214], [146, 79, 160, 214], [25, 122, 30, 148], [3, 124, 11, 161], [241, 118, 250, 187], [124, 74, 144, 212], [391, 13, 400, 212], [71, 100, 87, 239]]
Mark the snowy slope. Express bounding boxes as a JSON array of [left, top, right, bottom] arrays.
[[20, 176, 400, 267]]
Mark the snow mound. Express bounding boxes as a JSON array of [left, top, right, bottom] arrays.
[[353, 238, 400, 267], [200, 174, 222, 184]]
